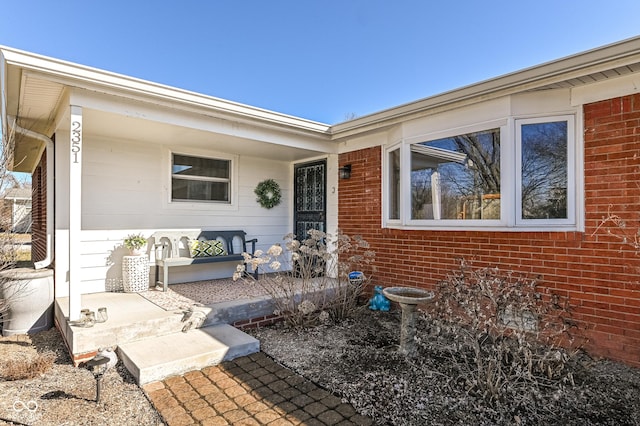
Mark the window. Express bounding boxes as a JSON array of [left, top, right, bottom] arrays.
[[171, 153, 231, 203], [410, 129, 500, 221], [387, 115, 576, 230], [516, 117, 573, 224], [388, 148, 400, 220]]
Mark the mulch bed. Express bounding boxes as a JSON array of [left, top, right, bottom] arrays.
[[250, 309, 640, 425]]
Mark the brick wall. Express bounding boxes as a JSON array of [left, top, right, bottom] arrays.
[[233, 314, 282, 330], [31, 152, 47, 263], [338, 94, 640, 367]]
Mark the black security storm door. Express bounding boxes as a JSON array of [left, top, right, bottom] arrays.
[[294, 160, 326, 241]]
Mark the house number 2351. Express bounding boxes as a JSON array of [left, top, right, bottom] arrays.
[[71, 120, 82, 164]]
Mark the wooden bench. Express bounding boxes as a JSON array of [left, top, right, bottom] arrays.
[[150, 230, 258, 292]]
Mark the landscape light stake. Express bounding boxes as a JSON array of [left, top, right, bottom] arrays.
[[85, 355, 110, 404]]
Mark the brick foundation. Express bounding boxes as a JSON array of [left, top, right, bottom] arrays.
[[233, 314, 283, 330]]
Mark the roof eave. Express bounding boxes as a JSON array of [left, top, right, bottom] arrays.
[[330, 35, 640, 140], [0, 46, 332, 137]]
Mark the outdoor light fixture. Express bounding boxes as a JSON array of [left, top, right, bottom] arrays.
[[339, 164, 352, 179], [85, 355, 110, 404]]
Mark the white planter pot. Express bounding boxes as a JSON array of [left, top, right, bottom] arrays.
[[122, 256, 150, 292], [0, 267, 54, 336]]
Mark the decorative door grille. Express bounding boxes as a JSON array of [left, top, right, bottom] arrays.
[[294, 161, 326, 241]]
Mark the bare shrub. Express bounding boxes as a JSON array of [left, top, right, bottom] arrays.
[[0, 351, 56, 380], [428, 259, 584, 406], [234, 229, 375, 327], [592, 205, 640, 256], [0, 123, 21, 269], [0, 117, 31, 325]]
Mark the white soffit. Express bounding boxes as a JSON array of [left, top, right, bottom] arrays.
[[19, 73, 65, 134], [532, 62, 640, 91]]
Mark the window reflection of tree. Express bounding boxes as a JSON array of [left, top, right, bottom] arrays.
[[411, 129, 500, 220], [521, 122, 567, 219], [389, 149, 401, 220], [411, 169, 434, 219], [452, 132, 500, 195]]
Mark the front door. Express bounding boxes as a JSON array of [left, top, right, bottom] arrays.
[[294, 160, 326, 241]]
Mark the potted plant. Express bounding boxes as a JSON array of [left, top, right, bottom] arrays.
[[123, 233, 147, 256]]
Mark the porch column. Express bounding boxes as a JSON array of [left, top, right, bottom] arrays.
[[431, 171, 441, 220], [68, 105, 82, 321]]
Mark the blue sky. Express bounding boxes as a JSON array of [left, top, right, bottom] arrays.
[[1, 1, 640, 124]]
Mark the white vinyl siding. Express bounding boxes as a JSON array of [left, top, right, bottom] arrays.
[[58, 136, 297, 295]]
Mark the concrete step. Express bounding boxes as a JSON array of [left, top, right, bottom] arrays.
[[118, 324, 260, 385]]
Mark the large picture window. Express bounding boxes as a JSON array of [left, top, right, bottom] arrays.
[[410, 129, 500, 221], [171, 153, 231, 203], [387, 115, 576, 230]]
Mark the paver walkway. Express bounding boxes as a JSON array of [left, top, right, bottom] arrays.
[[143, 352, 374, 425]]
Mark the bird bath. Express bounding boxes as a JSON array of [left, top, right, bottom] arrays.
[[382, 287, 435, 356]]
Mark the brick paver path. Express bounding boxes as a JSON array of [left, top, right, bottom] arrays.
[[143, 352, 374, 425]]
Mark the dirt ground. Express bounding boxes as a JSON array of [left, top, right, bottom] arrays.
[[250, 309, 640, 426], [0, 330, 163, 425], [0, 309, 639, 425]]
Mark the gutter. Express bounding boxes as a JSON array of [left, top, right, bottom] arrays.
[[9, 118, 54, 269], [330, 35, 640, 140], [0, 46, 331, 136]]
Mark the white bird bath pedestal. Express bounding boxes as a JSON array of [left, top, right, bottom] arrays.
[[382, 287, 435, 357]]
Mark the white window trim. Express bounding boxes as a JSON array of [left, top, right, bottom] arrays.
[[383, 143, 402, 227], [163, 147, 239, 211], [515, 115, 576, 227], [385, 114, 580, 232]]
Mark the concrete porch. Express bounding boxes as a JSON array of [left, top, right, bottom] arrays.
[[53, 288, 276, 384], [54, 276, 345, 384]]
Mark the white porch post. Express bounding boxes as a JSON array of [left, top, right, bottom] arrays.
[[431, 171, 441, 220], [68, 105, 82, 321]]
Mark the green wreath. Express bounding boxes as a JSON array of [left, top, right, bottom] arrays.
[[254, 179, 282, 209]]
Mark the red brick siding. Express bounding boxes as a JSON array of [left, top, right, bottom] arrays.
[[338, 95, 640, 367], [31, 153, 47, 263], [233, 314, 283, 330]]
